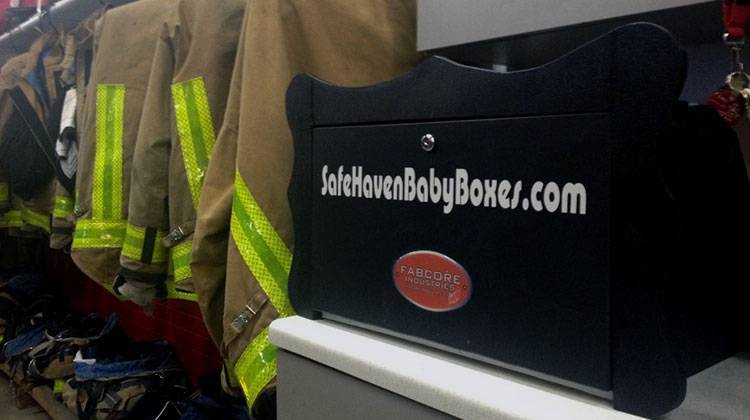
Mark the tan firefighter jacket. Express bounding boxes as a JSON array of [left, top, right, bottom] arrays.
[[50, 12, 102, 250], [0, 97, 13, 219], [190, 0, 421, 407], [71, 0, 176, 288], [0, 31, 65, 238], [117, 0, 246, 301], [0, 168, 8, 213]]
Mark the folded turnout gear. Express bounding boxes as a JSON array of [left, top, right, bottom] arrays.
[[0, 271, 56, 339], [26, 313, 124, 382], [63, 340, 188, 420]]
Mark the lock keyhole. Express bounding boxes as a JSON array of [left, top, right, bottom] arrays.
[[421, 134, 435, 152]]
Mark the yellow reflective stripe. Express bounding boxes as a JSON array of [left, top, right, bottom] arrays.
[[0, 210, 22, 228], [20, 205, 50, 233], [231, 171, 293, 317], [172, 77, 216, 209], [231, 172, 294, 406], [170, 240, 192, 282], [122, 223, 168, 263], [53, 195, 74, 218], [0, 182, 8, 202], [82, 84, 126, 250], [93, 84, 125, 220], [235, 328, 276, 406], [72, 219, 126, 249], [52, 379, 65, 394], [0, 206, 52, 232], [233, 173, 292, 274]]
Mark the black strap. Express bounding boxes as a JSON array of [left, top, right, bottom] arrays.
[[80, 376, 162, 419], [8, 87, 75, 194], [59, 126, 77, 144], [51, 226, 74, 235], [47, 71, 66, 136], [141, 227, 158, 264], [78, 381, 106, 420], [84, 48, 93, 87]]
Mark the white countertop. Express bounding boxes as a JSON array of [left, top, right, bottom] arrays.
[[270, 316, 638, 419], [270, 316, 750, 420]]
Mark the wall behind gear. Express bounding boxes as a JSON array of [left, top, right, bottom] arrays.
[[47, 249, 222, 385], [0, 1, 50, 33]]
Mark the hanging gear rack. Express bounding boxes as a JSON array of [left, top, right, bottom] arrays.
[[0, 0, 134, 65]]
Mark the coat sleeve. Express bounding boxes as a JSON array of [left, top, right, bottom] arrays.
[[0, 95, 12, 213], [0, 171, 9, 213], [50, 180, 74, 249], [118, 24, 174, 286], [190, 19, 245, 351]]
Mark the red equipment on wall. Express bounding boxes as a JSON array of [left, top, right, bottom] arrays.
[[48, 250, 222, 385]]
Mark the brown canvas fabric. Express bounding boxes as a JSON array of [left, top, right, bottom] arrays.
[[47, 39, 74, 250], [118, 0, 246, 299], [191, 0, 421, 405], [0, 32, 62, 238], [0, 31, 57, 90], [0, 96, 13, 214], [50, 12, 102, 250], [71, 0, 176, 287], [73, 13, 99, 135], [0, 169, 9, 212], [50, 180, 74, 249], [189, 7, 247, 351]]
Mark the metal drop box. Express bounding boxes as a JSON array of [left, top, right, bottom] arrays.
[[285, 24, 750, 418]]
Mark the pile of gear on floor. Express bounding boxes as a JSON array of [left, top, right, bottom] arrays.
[[0, 270, 250, 420]]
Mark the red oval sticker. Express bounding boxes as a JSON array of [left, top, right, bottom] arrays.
[[393, 251, 471, 312]]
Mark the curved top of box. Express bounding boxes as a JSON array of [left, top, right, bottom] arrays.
[[287, 23, 684, 128]]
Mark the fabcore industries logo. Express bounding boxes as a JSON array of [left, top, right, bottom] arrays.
[[393, 251, 471, 312], [320, 165, 587, 215]]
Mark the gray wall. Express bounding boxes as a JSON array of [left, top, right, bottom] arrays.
[[418, 0, 714, 50]]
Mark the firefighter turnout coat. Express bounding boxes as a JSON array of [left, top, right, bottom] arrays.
[[117, 0, 246, 301], [71, 0, 176, 287], [190, 0, 421, 407]]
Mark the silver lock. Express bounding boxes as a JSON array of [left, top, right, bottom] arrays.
[[420, 134, 435, 152]]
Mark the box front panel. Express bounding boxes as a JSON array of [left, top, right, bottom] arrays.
[[310, 113, 612, 389]]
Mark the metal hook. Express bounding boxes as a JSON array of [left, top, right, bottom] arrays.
[[732, 46, 744, 73], [42, 9, 60, 36]]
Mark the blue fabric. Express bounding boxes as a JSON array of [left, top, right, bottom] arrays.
[[74, 341, 181, 380], [0, 269, 32, 281], [3, 272, 46, 298], [2, 325, 46, 358], [24, 51, 50, 107], [89, 313, 117, 340]]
